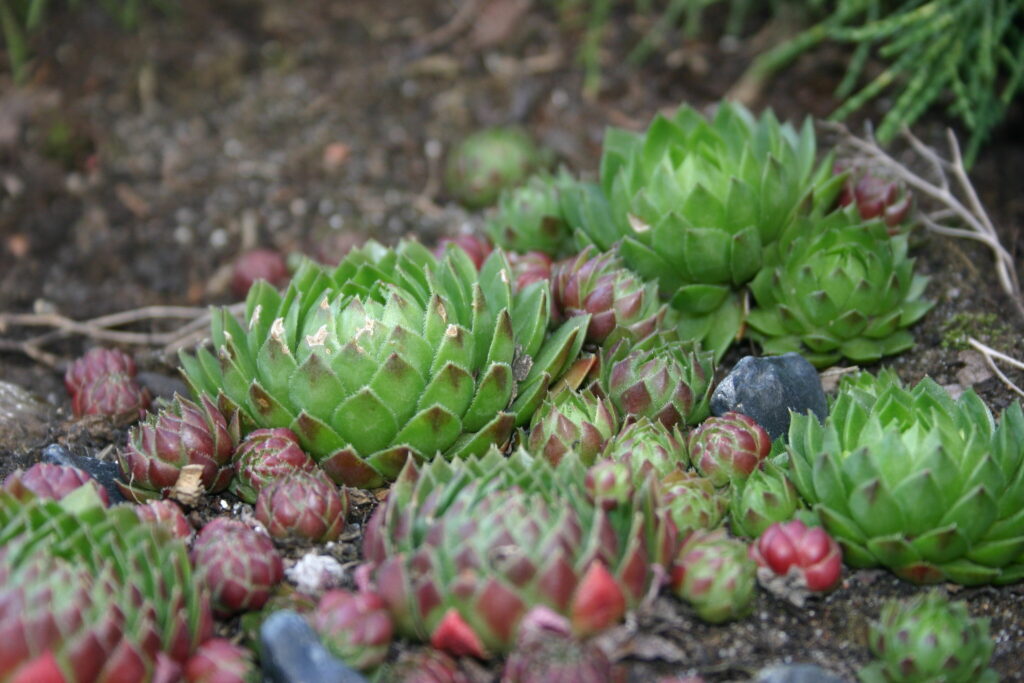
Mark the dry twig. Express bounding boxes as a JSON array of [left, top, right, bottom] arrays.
[[825, 122, 1023, 318], [967, 337, 1024, 399]]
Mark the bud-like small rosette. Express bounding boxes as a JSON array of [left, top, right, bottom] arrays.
[[310, 589, 394, 671], [527, 387, 618, 466], [507, 250, 553, 293], [64, 347, 150, 418], [836, 164, 912, 231], [434, 234, 493, 270], [135, 499, 193, 540], [670, 529, 756, 624], [690, 411, 771, 487], [485, 173, 574, 257], [659, 470, 727, 535], [116, 394, 238, 502], [602, 416, 689, 478], [601, 342, 714, 430], [728, 460, 801, 538], [502, 607, 620, 683], [749, 520, 842, 593], [3, 462, 111, 506], [445, 127, 546, 209], [184, 638, 259, 683], [231, 427, 318, 504], [255, 470, 349, 543], [191, 518, 284, 617]]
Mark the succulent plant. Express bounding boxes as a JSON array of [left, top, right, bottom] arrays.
[[581, 102, 841, 357], [602, 416, 688, 478], [584, 459, 636, 511], [64, 347, 151, 418], [385, 648, 469, 683], [669, 528, 757, 624], [135, 499, 193, 540], [231, 248, 290, 299], [749, 520, 842, 592], [787, 370, 1024, 585], [184, 638, 259, 683], [861, 592, 997, 683], [180, 241, 587, 487], [310, 589, 394, 671], [485, 172, 575, 257], [527, 387, 619, 466], [0, 486, 213, 677], [434, 234, 493, 270], [231, 427, 319, 504], [445, 127, 546, 209], [255, 470, 349, 543], [2, 462, 110, 506], [689, 411, 771, 487], [601, 341, 714, 430], [502, 607, 621, 683], [553, 246, 673, 347], [192, 518, 284, 617], [660, 470, 728, 535], [728, 461, 801, 539], [747, 207, 933, 368], [836, 164, 913, 230], [507, 250, 554, 293], [362, 448, 677, 656], [116, 394, 239, 503]]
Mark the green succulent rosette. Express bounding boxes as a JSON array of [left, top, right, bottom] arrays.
[[526, 387, 619, 466], [602, 416, 689, 478], [485, 171, 577, 258], [181, 241, 587, 487], [747, 207, 933, 368], [861, 591, 997, 683], [787, 370, 1024, 585], [729, 460, 802, 539], [669, 528, 756, 624], [445, 127, 547, 209], [362, 448, 679, 656], [0, 487, 213, 677], [582, 101, 842, 357]]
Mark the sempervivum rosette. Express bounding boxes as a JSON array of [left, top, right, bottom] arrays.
[[526, 387, 619, 466], [746, 207, 933, 367], [230, 427, 318, 503], [582, 102, 840, 357], [255, 470, 349, 543], [362, 448, 678, 657], [602, 416, 689, 478], [116, 393, 238, 503], [184, 638, 259, 683], [180, 241, 587, 488], [670, 528, 756, 624], [3, 462, 110, 506], [862, 592, 997, 683], [445, 127, 546, 209], [64, 347, 151, 419], [192, 518, 284, 617], [728, 461, 802, 539], [485, 172, 576, 258], [689, 411, 771, 487], [787, 370, 1024, 585], [310, 589, 394, 671], [553, 246, 674, 347], [0, 487, 213, 678]]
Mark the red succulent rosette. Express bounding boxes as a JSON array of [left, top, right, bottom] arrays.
[[689, 411, 771, 487], [191, 518, 284, 617], [230, 427, 318, 504], [310, 589, 394, 670], [749, 519, 842, 592], [255, 470, 348, 543], [3, 462, 110, 507]]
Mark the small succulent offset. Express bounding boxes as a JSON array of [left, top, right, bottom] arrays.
[[660, 471, 728, 535], [3, 462, 111, 506], [501, 607, 621, 683], [580, 102, 841, 356], [184, 638, 260, 683], [602, 416, 689, 478], [255, 470, 349, 543], [434, 233, 493, 270], [787, 370, 1024, 585], [180, 241, 587, 487], [135, 499, 193, 540], [310, 589, 394, 671], [231, 427, 319, 504], [116, 394, 239, 503], [860, 592, 997, 683], [747, 207, 933, 368], [728, 461, 802, 539], [64, 347, 151, 418], [485, 172, 576, 258], [749, 520, 843, 593], [445, 127, 547, 209], [836, 164, 913, 231], [191, 518, 284, 617], [362, 449, 677, 657], [689, 411, 771, 487], [670, 529, 757, 624], [527, 387, 619, 466]]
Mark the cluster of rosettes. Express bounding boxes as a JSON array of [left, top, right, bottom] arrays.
[[64, 347, 150, 418]]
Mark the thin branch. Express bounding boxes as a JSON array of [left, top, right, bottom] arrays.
[[968, 337, 1024, 399]]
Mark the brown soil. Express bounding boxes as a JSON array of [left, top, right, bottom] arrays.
[[1, 2, 1023, 680]]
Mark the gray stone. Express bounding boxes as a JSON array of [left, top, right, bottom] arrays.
[[754, 663, 847, 683], [260, 610, 367, 683], [711, 353, 828, 441], [0, 380, 54, 452], [41, 444, 125, 504]]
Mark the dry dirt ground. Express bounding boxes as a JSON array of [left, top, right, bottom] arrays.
[[1, 1, 1023, 680]]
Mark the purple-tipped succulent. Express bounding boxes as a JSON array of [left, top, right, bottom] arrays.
[[659, 470, 727, 534], [387, 648, 469, 683], [116, 394, 238, 503], [434, 234, 494, 270], [670, 529, 756, 624], [191, 518, 284, 617], [836, 165, 913, 230], [602, 417, 688, 478], [135, 499, 193, 540], [527, 388, 619, 466], [602, 343, 713, 430], [508, 250, 554, 293], [184, 638, 259, 683], [230, 428, 318, 504], [502, 607, 622, 683], [689, 411, 771, 487], [64, 347, 150, 418], [255, 470, 349, 543], [310, 589, 394, 671], [2, 462, 111, 507]]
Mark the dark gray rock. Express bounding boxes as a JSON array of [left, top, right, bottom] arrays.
[[754, 663, 848, 683], [41, 444, 126, 504], [260, 610, 367, 683], [711, 353, 828, 441]]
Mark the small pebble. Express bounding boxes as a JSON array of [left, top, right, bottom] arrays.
[[711, 353, 828, 441], [754, 663, 846, 683], [260, 610, 367, 683]]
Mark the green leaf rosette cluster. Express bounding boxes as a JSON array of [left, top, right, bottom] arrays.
[[575, 101, 841, 356], [181, 241, 587, 487], [787, 370, 1024, 585], [747, 207, 933, 367]]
